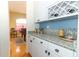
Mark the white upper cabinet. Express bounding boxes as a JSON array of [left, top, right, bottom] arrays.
[[34, 1, 79, 22], [34, 1, 49, 22], [48, 1, 79, 19]]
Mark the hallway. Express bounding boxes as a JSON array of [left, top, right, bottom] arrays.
[[9, 1, 29, 57], [10, 37, 31, 57]]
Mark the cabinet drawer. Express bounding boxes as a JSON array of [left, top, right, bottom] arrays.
[[48, 42, 74, 57], [37, 38, 48, 47]]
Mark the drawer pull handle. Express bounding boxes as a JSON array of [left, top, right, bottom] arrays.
[[55, 49, 59, 53], [33, 38, 35, 40], [45, 50, 47, 53], [30, 40, 32, 43], [48, 52, 50, 56]]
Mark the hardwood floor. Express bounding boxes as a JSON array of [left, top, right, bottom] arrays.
[[10, 38, 31, 57]]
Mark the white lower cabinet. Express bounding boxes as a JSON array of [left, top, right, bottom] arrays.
[[27, 35, 32, 55], [31, 44, 40, 57], [31, 37, 48, 57], [48, 42, 74, 57], [37, 38, 48, 57], [28, 35, 75, 57]]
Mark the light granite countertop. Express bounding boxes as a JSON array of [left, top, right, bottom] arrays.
[[29, 33, 77, 52]]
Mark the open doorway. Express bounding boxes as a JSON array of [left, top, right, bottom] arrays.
[[8, 1, 30, 57], [16, 18, 26, 42]]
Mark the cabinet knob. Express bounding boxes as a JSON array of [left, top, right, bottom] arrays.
[[55, 49, 59, 53], [45, 50, 47, 53], [48, 52, 50, 56], [40, 41, 43, 44], [54, 13, 59, 17], [33, 38, 35, 40], [30, 40, 32, 43], [37, 19, 40, 22]]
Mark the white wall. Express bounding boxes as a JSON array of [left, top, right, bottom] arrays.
[[0, 0, 9, 56], [33, 0, 60, 21], [27, 1, 35, 31], [26, 0, 60, 31], [77, 14, 79, 56]]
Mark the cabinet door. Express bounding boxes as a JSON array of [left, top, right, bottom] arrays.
[[32, 37, 48, 57], [27, 35, 33, 55], [28, 35, 37, 56], [29, 36, 41, 57], [37, 39, 59, 57], [37, 38, 48, 57], [31, 44, 40, 57], [45, 41, 60, 57]]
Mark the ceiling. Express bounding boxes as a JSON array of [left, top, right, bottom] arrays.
[[9, 1, 26, 14]]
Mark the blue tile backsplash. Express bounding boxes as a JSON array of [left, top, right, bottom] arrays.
[[39, 15, 78, 30]]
